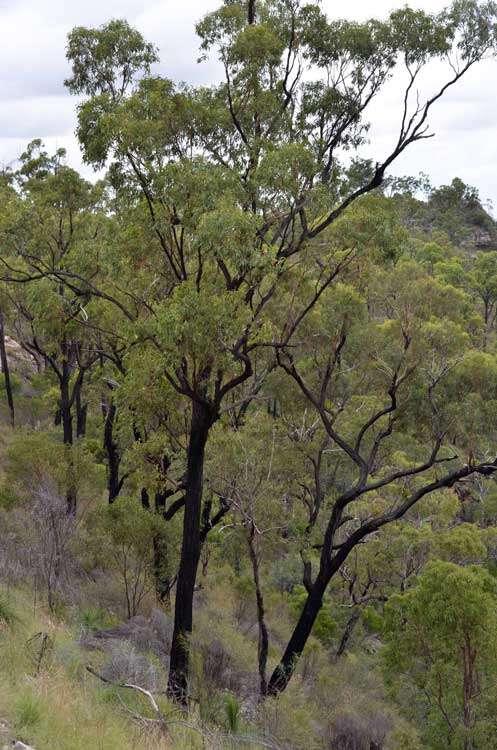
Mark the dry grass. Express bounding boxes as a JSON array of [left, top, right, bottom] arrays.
[[0, 588, 173, 750], [0, 587, 278, 750]]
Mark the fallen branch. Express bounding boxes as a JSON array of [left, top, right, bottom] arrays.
[[86, 664, 284, 748], [86, 664, 162, 719]]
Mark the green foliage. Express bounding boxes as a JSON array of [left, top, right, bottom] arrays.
[[223, 693, 241, 733], [0, 372, 21, 395], [65, 20, 158, 99], [362, 606, 384, 635], [14, 692, 42, 730], [154, 277, 251, 374], [0, 596, 19, 627], [4, 429, 104, 502], [79, 607, 112, 631], [384, 561, 497, 749], [0, 483, 20, 511], [438, 523, 487, 563]]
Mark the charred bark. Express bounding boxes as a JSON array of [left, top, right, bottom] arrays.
[[335, 608, 361, 659], [75, 378, 87, 438], [267, 571, 329, 696], [102, 397, 124, 503], [0, 312, 15, 428], [247, 523, 269, 697], [248, 0, 256, 24], [60, 357, 77, 515], [60, 359, 73, 446], [167, 399, 217, 704]]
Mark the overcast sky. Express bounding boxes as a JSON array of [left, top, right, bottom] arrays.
[[1, 0, 496, 208]]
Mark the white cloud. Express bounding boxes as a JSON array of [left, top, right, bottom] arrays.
[[1, 0, 496, 206]]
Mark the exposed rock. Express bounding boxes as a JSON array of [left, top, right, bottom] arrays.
[[1, 337, 38, 376], [0, 723, 37, 750], [462, 227, 497, 254]]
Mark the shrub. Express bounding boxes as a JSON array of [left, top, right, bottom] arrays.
[[85, 496, 157, 619], [224, 693, 241, 733], [0, 483, 20, 511], [79, 607, 111, 631], [269, 555, 303, 593], [101, 644, 166, 692], [0, 595, 19, 627], [326, 710, 391, 750], [14, 692, 42, 730]]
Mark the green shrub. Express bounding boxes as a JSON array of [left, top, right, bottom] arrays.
[[15, 692, 42, 730], [0, 372, 21, 395], [224, 693, 241, 733], [269, 555, 303, 593], [0, 595, 19, 626], [79, 607, 111, 631], [0, 483, 20, 510], [362, 606, 384, 634]]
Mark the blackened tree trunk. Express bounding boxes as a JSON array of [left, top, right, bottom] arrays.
[[247, 523, 269, 696], [267, 571, 330, 696], [60, 357, 77, 515], [60, 359, 73, 446], [167, 399, 216, 704], [103, 397, 122, 503], [75, 375, 87, 438], [248, 0, 256, 24], [140, 487, 150, 509], [0, 312, 15, 428], [335, 607, 361, 659], [65, 473, 77, 515]]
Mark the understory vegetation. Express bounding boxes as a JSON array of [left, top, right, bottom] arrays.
[[2, 1, 497, 748]]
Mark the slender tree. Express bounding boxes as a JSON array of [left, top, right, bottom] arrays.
[[0, 309, 15, 428]]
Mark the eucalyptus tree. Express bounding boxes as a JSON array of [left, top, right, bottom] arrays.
[[50, 0, 497, 702], [0, 141, 105, 512], [266, 243, 497, 695], [0, 172, 19, 428], [469, 251, 497, 345], [384, 562, 497, 749], [206, 412, 297, 696]]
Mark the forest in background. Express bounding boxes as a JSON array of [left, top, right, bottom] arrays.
[[2, 1, 497, 748]]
